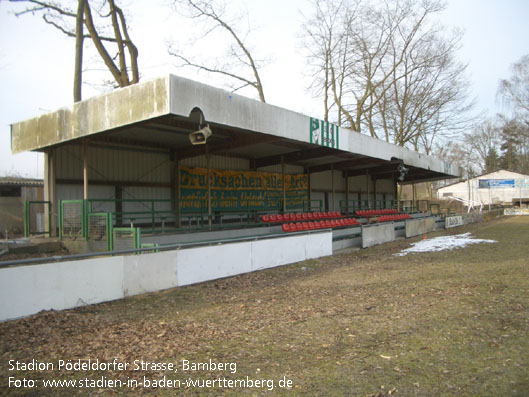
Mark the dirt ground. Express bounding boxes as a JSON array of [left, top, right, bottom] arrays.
[[1, 216, 528, 396]]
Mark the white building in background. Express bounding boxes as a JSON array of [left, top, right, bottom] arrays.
[[436, 170, 529, 206]]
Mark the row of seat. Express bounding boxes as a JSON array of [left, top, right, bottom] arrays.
[[282, 218, 359, 232], [355, 209, 399, 217], [261, 211, 344, 223], [378, 214, 412, 222]]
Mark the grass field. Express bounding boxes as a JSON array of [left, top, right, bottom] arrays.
[[1, 216, 528, 396]]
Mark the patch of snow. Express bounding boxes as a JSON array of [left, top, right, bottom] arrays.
[[396, 233, 497, 256]]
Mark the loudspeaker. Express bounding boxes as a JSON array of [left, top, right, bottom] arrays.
[[398, 163, 409, 181], [189, 125, 212, 145]]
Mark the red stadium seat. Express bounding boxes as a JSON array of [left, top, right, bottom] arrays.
[[261, 215, 270, 222], [296, 222, 303, 231], [308, 221, 315, 230], [296, 213, 303, 220], [282, 223, 290, 232]]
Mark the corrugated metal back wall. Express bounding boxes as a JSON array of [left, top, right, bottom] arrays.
[[55, 144, 171, 184], [53, 145, 307, 205], [53, 144, 394, 212]]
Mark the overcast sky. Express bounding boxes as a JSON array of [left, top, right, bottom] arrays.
[[1, 0, 528, 178]]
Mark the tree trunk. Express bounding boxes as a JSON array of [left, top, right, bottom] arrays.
[[73, 0, 84, 102]]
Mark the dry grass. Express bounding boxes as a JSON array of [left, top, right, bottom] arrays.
[[1, 216, 528, 396]]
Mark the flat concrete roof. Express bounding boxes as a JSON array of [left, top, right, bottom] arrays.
[[10, 74, 462, 183]]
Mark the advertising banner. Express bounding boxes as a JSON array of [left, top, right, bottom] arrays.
[[478, 179, 515, 189], [515, 179, 529, 188], [445, 215, 464, 228], [179, 167, 309, 212], [504, 208, 529, 215]]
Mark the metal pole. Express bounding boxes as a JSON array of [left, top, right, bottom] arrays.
[[282, 156, 286, 212], [176, 160, 182, 228], [307, 168, 312, 212], [345, 172, 349, 215], [48, 148, 57, 237], [412, 179, 416, 212], [373, 177, 377, 209], [206, 147, 212, 229], [331, 163, 335, 211], [83, 140, 88, 200], [520, 181, 522, 210], [366, 170, 370, 209]]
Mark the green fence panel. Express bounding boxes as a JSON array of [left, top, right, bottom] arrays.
[[87, 212, 113, 251], [112, 227, 141, 252], [23, 201, 52, 237], [59, 200, 87, 239]]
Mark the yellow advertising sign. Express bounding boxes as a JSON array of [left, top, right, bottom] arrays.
[[179, 167, 308, 211]]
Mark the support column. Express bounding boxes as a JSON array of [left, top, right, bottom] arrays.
[[331, 164, 335, 211], [366, 170, 370, 209], [412, 179, 417, 212], [206, 147, 212, 229], [176, 159, 181, 228], [306, 168, 312, 212], [44, 149, 57, 236], [83, 140, 88, 200], [345, 172, 349, 214], [115, 185, 123, 226], [393, 173, 398, 210], [170, 150, 181, 228], [281, 156, 286, 212], [373, 177, 377, 209]]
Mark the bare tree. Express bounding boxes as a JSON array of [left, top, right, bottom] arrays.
[[302, 0, 473, 152], [462, 120, 501, 173], [10, 0, 139, 101], [301, 0, 354, 122], [496, 55, 529, 174], [498, 54, 529, 121], [169, 0, 266, 102]]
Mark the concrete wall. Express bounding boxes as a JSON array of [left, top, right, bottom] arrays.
[[361, 223, 395, 248], [0, 257, 124, 320], [405, 218, 436, 238], [0, 231, 332, 322]]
